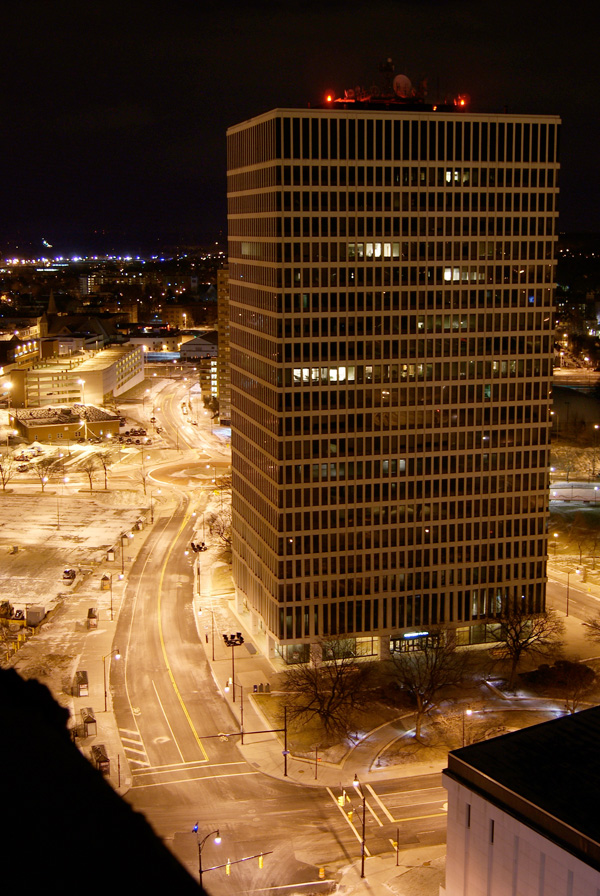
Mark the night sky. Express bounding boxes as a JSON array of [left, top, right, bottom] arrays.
[[2, 0, 598, 255]]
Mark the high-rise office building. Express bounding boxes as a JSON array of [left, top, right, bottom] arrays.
[[227, 92, 559, 663], [216, 266, 231, 425]]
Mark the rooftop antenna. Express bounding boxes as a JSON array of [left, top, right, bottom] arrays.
[[378, 57, 395, 94]]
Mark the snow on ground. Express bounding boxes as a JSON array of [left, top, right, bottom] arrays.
[[0, 378, 231, 613], [0, 490, 148, 608]]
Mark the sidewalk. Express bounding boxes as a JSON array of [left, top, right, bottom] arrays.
[[42, 520, 600, 895], [193, 574, 600, 792], [64, 507, 162, 794]]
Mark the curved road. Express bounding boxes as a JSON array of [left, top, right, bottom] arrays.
[[108, 378, 448, 891]]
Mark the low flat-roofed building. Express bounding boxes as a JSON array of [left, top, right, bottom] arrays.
[[0, 334, 40, 370], [74, 345, 144, 404], [9, 345, 144, 408], [442, 706, 600, 895], [177, 331, 217, 361], [127, 331, 194, 352], [11, 405, 120, 443]]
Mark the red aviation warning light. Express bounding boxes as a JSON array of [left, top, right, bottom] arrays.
[[325, 92, 334, 104]]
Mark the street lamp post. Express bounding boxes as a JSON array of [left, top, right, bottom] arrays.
[[120, 532, 132, 575], [107, 572, 123, 621], [57, 475, 69, 529], [566, 568, 581, 617], [103, 647, 121, 712], [192, 825, 221, 888], [462, 706, 473, 746], [5, 428, 17, 455], [224, 680, 244, 743], [78, 378, 86, 406], [353, 775, 367, 879], [150, 488, 160, 523], [222, 632, 244, 702]]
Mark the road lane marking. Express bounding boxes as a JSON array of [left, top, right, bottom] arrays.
[[366, 783, 395, 823], [399, 812, 447, 822], [251, 882, 335, 891], [326, 787, 372, 855], [132, 760, 246, 776], [152, 678, 185, 762], [157, 509, 209, 761], [118, 725, 149, 766], [392, 796, 446, 811], [123, 746, 149, 757], [132, 770, 260, 788]]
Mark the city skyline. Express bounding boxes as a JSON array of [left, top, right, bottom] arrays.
[[1, 0, 599, 254]]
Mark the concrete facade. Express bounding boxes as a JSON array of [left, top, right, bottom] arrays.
[[227, 106, 560, 662]]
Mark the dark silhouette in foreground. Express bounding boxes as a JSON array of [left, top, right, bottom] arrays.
[[0, 668, 201, 893]]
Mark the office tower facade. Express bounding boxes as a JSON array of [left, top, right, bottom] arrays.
[[227, 104, 559, 662], [216, 266, 231, 425]]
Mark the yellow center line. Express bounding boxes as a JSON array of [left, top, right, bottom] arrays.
[[157, 506, 208, 761]]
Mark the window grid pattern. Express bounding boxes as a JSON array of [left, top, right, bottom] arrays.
[[227, 109, 559, 648]]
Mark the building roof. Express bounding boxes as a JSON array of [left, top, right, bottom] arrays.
[[15, 405, 119, 424], [75, 344, 140, 372], [445, 705, 600, 869], [180, 331, 218, 347]]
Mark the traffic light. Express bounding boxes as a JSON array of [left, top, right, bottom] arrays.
[[348, 809, 353, 822], [225, 860, 231, 876], [258, 854, 264, 869]]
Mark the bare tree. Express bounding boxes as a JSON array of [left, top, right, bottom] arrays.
[[489, 604, 565, 689], [31, 457, 56, 493], [208, 506, 232, 546], [0, 455, 16, 490], [137, 465, 149, 495], [389, 633, 469, 740], [80, 456, 99, 492], [583, 611, 600, 644], [96, 450, 114, 490], [551, 445, 579, 482], [523, 660, 595, 714], [281, 642, 376, 738]]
